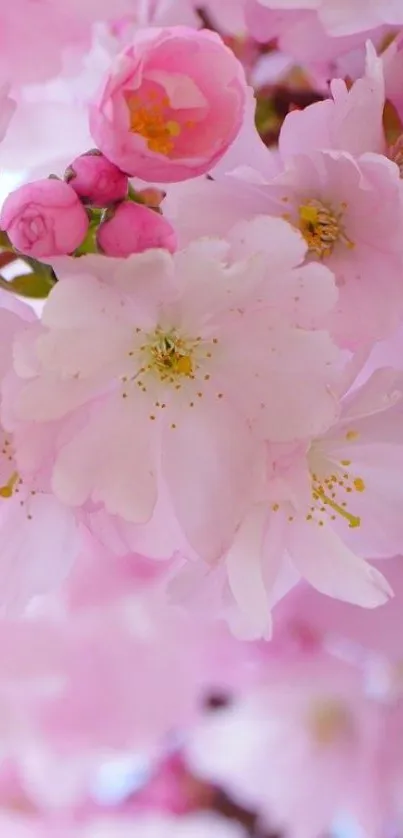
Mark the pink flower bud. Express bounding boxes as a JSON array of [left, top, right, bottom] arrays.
[[65, 150, 128, 207], [0, 179, 89, 259], [97, 200, 177, 257], [90, 27, 248, 182]]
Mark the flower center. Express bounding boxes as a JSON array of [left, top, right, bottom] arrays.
[[298, 199, 354, 259], [0, 470, 19, 499], [308, 436, 365, 529], [307, 698, 352, 745], [121, 327, 222, 425], [144, 329, 196, 382], [125, 90, 181, 156]]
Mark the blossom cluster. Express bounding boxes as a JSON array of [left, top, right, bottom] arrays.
[[0, 0, 402, 835]]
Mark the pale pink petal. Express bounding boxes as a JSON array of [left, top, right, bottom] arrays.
[[0, 493, 78, 613], [163, 395, 260, 562], [226, 505, 272, 639], [288, 517, 393, 607], [15, 376, 95, 421], [52, 396, 157, 522]]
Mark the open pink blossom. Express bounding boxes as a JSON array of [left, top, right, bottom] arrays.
[[171, 145, 403, 348], [185, 653, 392, 838], [9, 221, 340, 561], [279, 42, 386, 158], [0, 540, 256, 787], [173, 149, 403, 347], [267, 151, 403, 346], [170, 367, 403, 639], [239, 368, 403, 634], [0, 301, 80, 612], [90, 27, 249, 182]]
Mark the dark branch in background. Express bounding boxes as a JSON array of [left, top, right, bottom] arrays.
[[211, 786, 283, 838], [256, 84, 325, 146], [196, 7, 216, 30]]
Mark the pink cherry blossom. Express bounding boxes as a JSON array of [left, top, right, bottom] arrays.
[[185, 652, 394, 838], [1, 179, 90, 259], [266, 151, 403, 346], [97, 201, 177, 256], [0, 300, 79, 612], [8, 221, 340, 561], [254, 368, 403, 629], [278, 42, 386, 158], [172, 366, 403, 639], [90, 27, 249, 182], [0, 537, 257, 786], [172, 149, 403, 347]]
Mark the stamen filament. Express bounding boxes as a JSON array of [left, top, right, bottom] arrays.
[[316, 488, 360, 528], [0, 471, 19, 499]]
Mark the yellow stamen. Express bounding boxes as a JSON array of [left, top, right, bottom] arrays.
[[308, 699, 351, 745], [353, 477, 365, 492], [316, 488, 361, 528], [125, 91, 181, 156], [176, 355, 193, 376], [0, 471, 19, 499], [346, 430, 359, 441], [298, 199, 354, 259], [140, 329, 202, 385]]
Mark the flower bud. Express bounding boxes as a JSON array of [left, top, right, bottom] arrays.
[[97, 200, 177, 257], [0, 179, 89, 259], [65, 150, 128, 207]]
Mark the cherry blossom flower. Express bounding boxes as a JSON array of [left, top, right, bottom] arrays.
[[8, 221, 340, 561], [278, 42, 386, 158], [170, 367, 403, 638], [90, 26, 249, 182], [185, 652, 393, 838], [171, 149, 403, 347], [0, 299, 79, 612]]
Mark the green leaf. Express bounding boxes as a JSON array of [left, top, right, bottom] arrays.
[[0, 230, 11, 249], [0, 271, 56, 298]]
